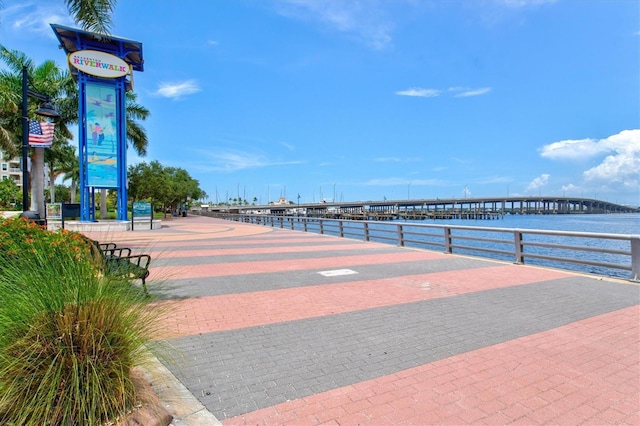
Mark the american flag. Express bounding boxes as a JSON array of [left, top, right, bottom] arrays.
[[28, 120, 55, 147]]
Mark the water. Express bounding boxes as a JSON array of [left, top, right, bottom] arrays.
[[420, 212, 639, 235], [400, 213, 639, 279], [302, 213, 639, 279]]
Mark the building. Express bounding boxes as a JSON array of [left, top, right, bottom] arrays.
[[0, 152, 23, 189]]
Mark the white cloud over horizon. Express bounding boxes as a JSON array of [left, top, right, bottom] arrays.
[[539, 129, 640, 189], [526, 173, 550, 193]]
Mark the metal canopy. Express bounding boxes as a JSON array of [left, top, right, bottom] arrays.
[[50, 24, 144, 73]]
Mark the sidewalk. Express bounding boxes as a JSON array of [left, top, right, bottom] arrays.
[[95, 215, 640, 425]]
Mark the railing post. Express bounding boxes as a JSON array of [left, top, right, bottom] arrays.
[[631, 236, 640, 281], [444, 227, 452, 253], [339, 220, 344, 237], [397, 224, 405, 247], [303, 218, 308, 232], [290, 217, 294, 230], [514, 230, 524, 264], [363, 222, 370, 241], [319, 219, 324, 235]]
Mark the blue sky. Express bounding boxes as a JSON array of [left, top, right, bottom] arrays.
[[1, 0, 639, 206]]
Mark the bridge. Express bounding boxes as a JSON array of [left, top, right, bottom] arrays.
[[224, 196, 639, 221]]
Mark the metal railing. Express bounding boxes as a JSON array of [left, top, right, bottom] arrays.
[[206, 213, 640, 281]]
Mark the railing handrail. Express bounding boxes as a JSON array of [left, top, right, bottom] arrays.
[[204, 213, 640, 282]]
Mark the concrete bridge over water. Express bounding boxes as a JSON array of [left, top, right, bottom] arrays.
[[231, 196, 639, 221]]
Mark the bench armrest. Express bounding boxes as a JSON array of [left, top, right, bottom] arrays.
[[117, 254, 151, 270], [103, 247, 132, 257]]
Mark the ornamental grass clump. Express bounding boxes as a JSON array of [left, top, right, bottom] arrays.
[[0, 218, 159, 425]]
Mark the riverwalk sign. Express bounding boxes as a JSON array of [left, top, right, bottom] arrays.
[[51, 24, 144, 222]]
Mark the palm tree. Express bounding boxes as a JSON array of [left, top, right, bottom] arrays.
[[62, 155, 80, 204], [64, 0, 118, 35], [45, 143, 77, 203], [0, 47, 75, 214]]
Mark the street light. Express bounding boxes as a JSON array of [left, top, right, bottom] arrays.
[[21, 65, 59, 214]]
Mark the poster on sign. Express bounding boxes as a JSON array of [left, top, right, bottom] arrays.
[[85, 83, 118, 187]]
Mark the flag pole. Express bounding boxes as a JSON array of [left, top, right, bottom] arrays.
[[21, 66, 30, 212]]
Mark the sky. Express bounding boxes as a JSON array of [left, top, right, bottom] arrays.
[[1, 0, 639, 206]]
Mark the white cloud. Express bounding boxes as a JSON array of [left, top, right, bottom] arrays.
[[154, 80, 201, 99], [561, 183, 578, 194], [195, 149, 302, 173], [454, 87, 492, 97], [583, 153, 640, 187], [395, 88, 441, 97], [526, 173, 550, 193], [539, 129, 640, 188], [540, 129, 640, 160], [498, 0, 558, 7], [0, 3, 73, 38], [276, 0, 394, 50], [396, 86, 492, 98], [280, 141, 295, 151]]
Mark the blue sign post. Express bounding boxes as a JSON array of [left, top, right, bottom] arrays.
[[51, 25, 144, 222]]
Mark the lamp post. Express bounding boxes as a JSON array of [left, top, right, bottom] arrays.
[[21, 65, 59, 214]]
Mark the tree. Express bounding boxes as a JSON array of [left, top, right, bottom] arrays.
[[127, 161, 169, 207], [127, 161, 204, 217], [64, 0, 118, 35], [45, 143, 77, 203], [0, 47, 75, 215], [0, 178, 20, 208], [61, 154, 80, 203]]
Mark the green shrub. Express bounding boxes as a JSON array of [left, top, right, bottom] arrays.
[[0, 218, 158, 425]]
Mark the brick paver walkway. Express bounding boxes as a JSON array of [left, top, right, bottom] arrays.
[[96, 215, 640, 425]]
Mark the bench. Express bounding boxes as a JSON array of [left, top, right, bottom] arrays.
[[86, 239, 152, 294]]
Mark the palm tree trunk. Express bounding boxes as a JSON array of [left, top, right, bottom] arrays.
[[30, 148, 46, 216], [49, 170, 56, 203], [100, 189, 108, 219], [70, 181, 77, 203]]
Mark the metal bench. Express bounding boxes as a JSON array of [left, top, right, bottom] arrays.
[[87, 239, 152, 294]]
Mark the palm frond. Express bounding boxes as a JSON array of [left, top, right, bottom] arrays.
[[64, 0, 117, 35]]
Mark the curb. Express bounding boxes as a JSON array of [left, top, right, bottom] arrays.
[[143, 357, 222, 426]]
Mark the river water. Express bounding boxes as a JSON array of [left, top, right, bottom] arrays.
[[398, 212, 639, 234], [391, 213, 639, 279], [311, 213, 639, 280]]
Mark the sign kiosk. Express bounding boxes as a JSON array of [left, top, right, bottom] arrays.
[[51, 24, 144, 222]]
